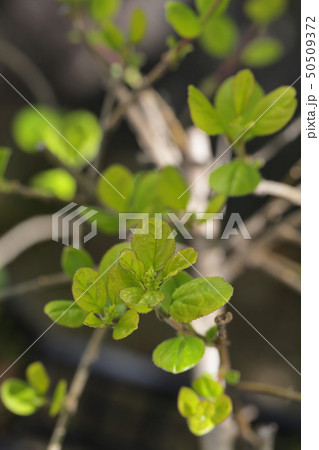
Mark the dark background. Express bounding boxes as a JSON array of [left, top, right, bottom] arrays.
[[0, 1, 300, 449]]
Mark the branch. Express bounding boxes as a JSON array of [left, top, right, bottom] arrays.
[[237, 381, 301, 402], [0, 180, 63, 202], [254, 180, 301, 206], [47, 328, 107, 450]]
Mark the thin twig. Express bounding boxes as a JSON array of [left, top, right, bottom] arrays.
[[254, 180, 301, 205], [237, 381, 301, 402], [47, 328, 107, 450]]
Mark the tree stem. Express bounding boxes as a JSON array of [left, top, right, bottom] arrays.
[[237, 381, 301, 402], [47, 328, 107, 450]]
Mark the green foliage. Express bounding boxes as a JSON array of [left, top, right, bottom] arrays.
[[0, 379, 45, 416], [83, 312, 106, 328], [205, 194, 227, 215], [129, 8, 147, 45], [88, 0, 122, 21], [166, 2, 202, 39], [195, 0, 230, 17], [224, 369, 241, 385], [152, 335, 205, 374], [241, 37, 283, 67], [160, 271, 193, 313], [98, 164, 134, 213], [205, 325, 218, 342], [188, 85, 223, 135], [169, 277, 233, 322], [61, 247, 94, 279], [113, 309, 139, 340], [178, 375, 232, 435], [232, 69, 255, 116], [26, 362, 50, 395], [162, 248, 198, 280], [72, 268, 106, 314], [49, 379, 67, 417], [99, 242, 131, 282], [209, 159, 261, 196], [30, 168, 76, 201], [200, 16, 238, 58], [244, 0, 288, 25], [44, 300, 87, 328], [0, 147, 11, 178]]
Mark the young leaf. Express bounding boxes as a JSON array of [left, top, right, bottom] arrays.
[[85, 207, 119, 235], [44, 300, 87, 328], [162, 248, 198, 280], [0, 379, 45, 416], [160, 271, 193, 313], [152, 335, 205, 374], [200, 16, 237, 58], [251, 86, 297, 136], [178, 387, 200, 418], [99, 242, 131, 283], [103, 22, 125, 52], [0, 147, 11, 178], [131, 218, 175, 272], [129, 8, 147, 44], [170, 277, 233, 322], [61, 247, 94, 279], [205, 194, 227, 215], [188, 86, 224, 136], [244, 0, 287, 25], [113, 309, 139, 340], [89, 0, 121, 21], [119, 249, 145, 281], [192, 374, 223, 399], [209, 160, 261, 196], [205, 325, 218, 342], [49, 379, 67, 417], [187, 404, 215, 435], [211, 394, 232, 424], [224, 369, 241, 385], [232, 70, 255, 116], [120, 287, 164, 313], [241, 37, 283, 67], [83, 312, 106, 328], [30, 168, 76, 201], [157, 166, 190, 211], [26, 362, 50, 395], [166, 2, 202, 39], [72, 268, 107, 313], [97, 164, 133, 212], [196, 0, 230, 17]]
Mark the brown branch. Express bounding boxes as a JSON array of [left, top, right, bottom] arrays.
[[237, 381, 301, 402]]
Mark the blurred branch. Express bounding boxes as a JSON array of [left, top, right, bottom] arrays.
[[237, 381, 301, 402], [0, 39, 57, 106], [47, 328, 107, 450], [254, 180, 301, 205], [0, 180, 63, 202]]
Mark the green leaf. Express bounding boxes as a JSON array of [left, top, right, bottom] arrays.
[[44, 300, 87, 328], [200, 16, 238, 58], [188, 85, 224, 135], [244, 0, 288, 25], [131, 218, 175, 272], [97, 164, 133, 212], [205, 194, 227, 215], [129, 8, 147, 44], [49, 379, 67, 417], [211, 394, 232, 424], [251, 86, 297, 136], [83, 312, 106, 328], [196, 0, 230, 17], [205, 325, 218, 342], [131, 171, 164, 213], [102, 22, 125, 52], [72, 268, 106, 313], [29, 168, 76, 201], [26, 362, 50, 395], [224, 369, 241, 385], [119, 249, 145, 281], [157, 166, 190, 211], [153, 335, 205, 374], [61, 247, 94, 279], [120, 287, 164, 313], [232, 70, 255, 116], [44, 110, 102, 168], [241, 37, 283, 67], [160, 271, 193, 314], [99, 242, 131, 283], [170, 277, 233, 322], [86, 207, 119, 234], [187, 403, 215, 435], [0, 379, 45, 416], [0, 147, 11, 178], [162, 248, 197, 280], [166, 2, 202, 39], [89, 0, 122, 21], [209, 160, 261, 196], [12, 106, 61, 153], [192, 374, 223, 399], [113, 309, 139, 340], [178, 387, 200, 418]]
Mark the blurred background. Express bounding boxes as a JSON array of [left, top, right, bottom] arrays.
[[0, 0, 300, 449]]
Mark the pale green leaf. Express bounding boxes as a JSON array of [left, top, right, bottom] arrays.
[[192, 374, 223, 399], [162, 248, 197, 280], [72, 268, 106, 313], [49, 379, 67, 417], [83, 312, 106, 328], [30, 168, 76, 201], [211, 394, 232, 424], [241, 37, 283, 67], [99, 242, 131, 283], [170, 277, 233, 322], [166, 2, 202, 39], [152, 335, 205, 374], [160, 271, 193, 314], [120, 287, 164, 313], [119, 249, 145, 281], [61, 247, 94, 279], [89, 0, 122, 20], [97, 164, 133, 212], [178, 387, 200, 418], [188, 85, 224, 135], [129, 8, 147, 44], [187, 404, 215, 435], [0, 147, 11, 178], [244, 0, 288, 25], [0, 379, 45, 416], [26, 362, 50, 395], [232, 70, 255, 116], [157, 166, 190, 211], [113, 309, 139, 340], [205, 194, 227, 215], [44, 300, 87, 328], [200, 16, 238, 58], [196, 0, 230, 17]]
